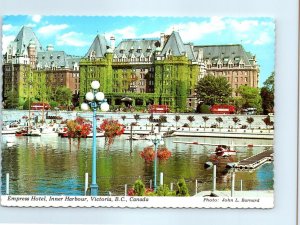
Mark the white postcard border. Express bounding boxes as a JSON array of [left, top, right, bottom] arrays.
[[1, 195, 273, 208]]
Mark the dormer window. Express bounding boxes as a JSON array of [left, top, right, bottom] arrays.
[[137, 46, 142, 53]]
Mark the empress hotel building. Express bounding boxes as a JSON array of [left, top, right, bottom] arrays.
[[2, 26, 259, 111]]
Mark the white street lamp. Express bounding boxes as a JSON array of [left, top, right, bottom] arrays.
[[81, 80, 110, 196], [148, 131, 164, 191]]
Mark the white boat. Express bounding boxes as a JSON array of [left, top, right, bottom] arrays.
[[126, 134, 144, 140], [2, 123, 21, 134], [86, 131, 105, 138], [39, 124, 59, 135], [23, 128, 42, 137], [215, 145, 237, 157]]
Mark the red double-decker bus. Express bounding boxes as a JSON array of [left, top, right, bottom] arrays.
[[210, 104, 235, 114], [31, 102, 51, 110], [148, 104, 170, 113]]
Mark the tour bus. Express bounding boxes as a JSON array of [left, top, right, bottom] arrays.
[[30, 102, 51, 110], [148, 104, 170, 113], [210, 104, 236, 114]]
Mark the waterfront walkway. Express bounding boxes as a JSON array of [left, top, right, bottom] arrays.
[[236, 150, 273, 169], [195, 190, 273, 198]]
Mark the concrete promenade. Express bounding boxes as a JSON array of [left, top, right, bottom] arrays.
[[123, 125, 274, 139], [195, 190, 273, 198], [3, 110, 274, 139]]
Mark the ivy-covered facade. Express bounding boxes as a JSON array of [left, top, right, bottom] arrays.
[[80, 31, 200, 112]]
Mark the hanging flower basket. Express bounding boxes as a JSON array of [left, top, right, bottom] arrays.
[[140, 146, 155, 163], [140, 146, 172, 162], [64, 117, 92, 138], [99, 119, 125, 146], [157, 147, 172, 161]]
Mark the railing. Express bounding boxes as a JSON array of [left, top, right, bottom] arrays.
[[2, 170, 273, 197]]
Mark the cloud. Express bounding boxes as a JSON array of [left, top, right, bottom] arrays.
[[56, 32, 90, 47], [253, 32, 273, 45], [226, 19, 259, 32], [37, 24, 69, 35], [110, 26, 137, 39], [3, 24, 13, 32], [25, 23, 37, 28], [32, 15, 42, 23], [2, 35, 15, 54], [140, 31, 161, 39], [141, 17, 226, 42]]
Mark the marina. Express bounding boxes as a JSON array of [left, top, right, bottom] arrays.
[[1, 133, 273, 196]]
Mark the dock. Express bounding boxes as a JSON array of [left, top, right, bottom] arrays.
[[236, 150, 273, 170]]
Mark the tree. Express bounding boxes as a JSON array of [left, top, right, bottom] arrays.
[[195, 74, 232, 105], [232, 97, 245, 114], [4, 90, 19, 109], [133, 114, 140, 124], [215, 117, 223, 132], [261, 72, 274, 114], [263, 72, 274, 92], [202, 116, 209, 131], [158, 115, 167, 132], [121, 115, 126, 124], [237, 85, 262, 114], [246, 117, 254, 131], [262, 115, 273, 132], [174, 115, 181, 129], [187, 116, 195, 131], [232, 116, 240, 131], [53, 87, 73, 108]]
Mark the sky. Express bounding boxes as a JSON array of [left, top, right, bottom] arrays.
[[2, 16, 275, 86]]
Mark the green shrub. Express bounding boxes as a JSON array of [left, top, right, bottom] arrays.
[[49, 101, 59, 108], [176, 178, 189, 196], [156, 184, 176, 196], [133, 179, 145, 196], [199, 104, 211, 114]]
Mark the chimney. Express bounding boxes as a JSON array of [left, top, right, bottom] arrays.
[[160, 33, 165, 48], [46, 44, 54, 51], [110, 36, 115, 50]]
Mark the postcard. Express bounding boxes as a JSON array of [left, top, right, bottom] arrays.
[[1, 16, 275, 208]]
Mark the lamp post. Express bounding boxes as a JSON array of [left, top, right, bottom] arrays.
[[148, 132, 164, 191], [81, 80, 109, 196]]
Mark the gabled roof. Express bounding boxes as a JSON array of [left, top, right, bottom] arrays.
[[161, 31, 185, 57], [85, 35, 109, 58], [37, 51, 81, 69], [184, 44, 196, 61], [159, 31, 196, 61], [14, 26, 43, 54], [114, 39, 158, 58], [194, 44, 254, 66]]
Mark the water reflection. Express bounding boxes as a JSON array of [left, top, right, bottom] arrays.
[[1, 135, 273, 196]]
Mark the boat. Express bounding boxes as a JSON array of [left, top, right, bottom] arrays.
[[214, 145, 237, 157], [86, 131, 105, 138], [15, 128, 28, 136], [38, 124, 59, 135], [126, 134, 145, 140], [23, 128, 41, 137], [2, 123, 21, 135]]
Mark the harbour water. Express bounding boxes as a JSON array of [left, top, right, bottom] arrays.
[[1, 134, 273, 196]]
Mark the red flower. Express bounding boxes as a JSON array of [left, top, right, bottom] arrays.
[[140, 147, 155, 163], [157, 147, 172, 160], [99, 119, 125, 146]]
